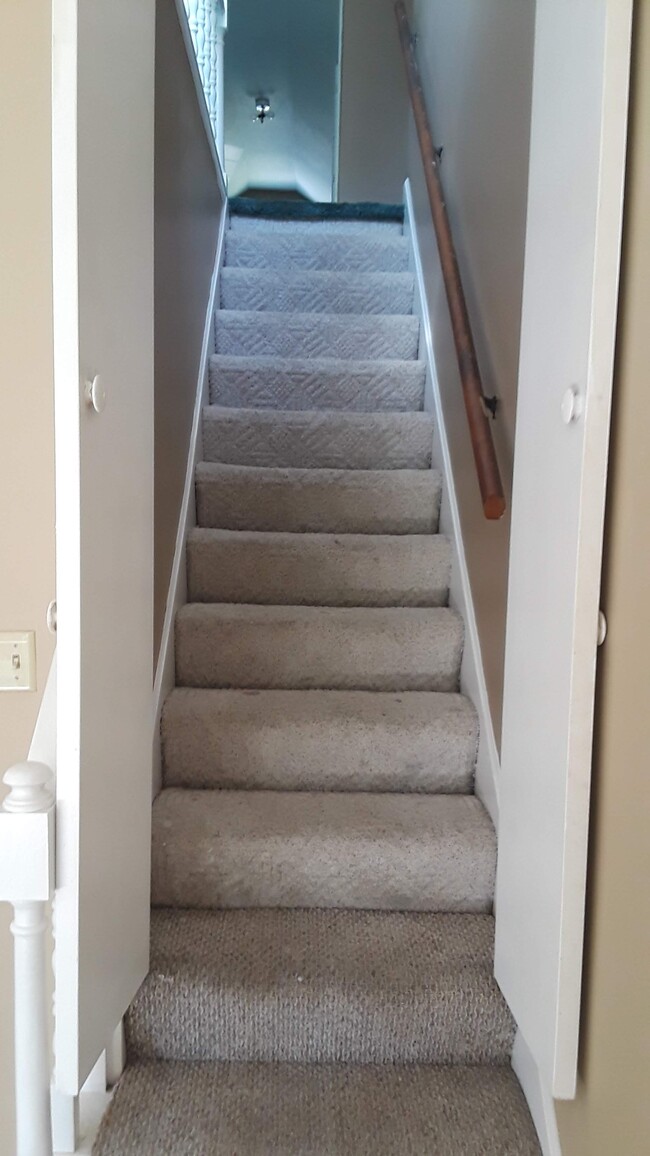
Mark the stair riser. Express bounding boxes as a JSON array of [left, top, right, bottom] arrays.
[[175, 607, 463, 692], [209, 359, 425, 412], [204, 367, 423, 413], [126, 989, 507, 1066], [151, 791, 495, 912], [229, 216, 404, 234], [220, 270, 415, 316], [202, 410, 434, 471], [93, 1061, 541, 1156], [162, 691, 478, 793], [195, 465, 441, 534], [225, 233, 410, 272], [126, 909, 513, 1067], [186, 532, 451, 608], [214, 312, 420, 361]]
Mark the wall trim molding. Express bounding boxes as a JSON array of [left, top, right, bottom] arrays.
[[403, 179, 499, 827], [512, 1030, 563, 1156], [151, 203, 228, 796]]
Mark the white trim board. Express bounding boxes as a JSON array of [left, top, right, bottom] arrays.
[[512, 1030, 563, 1156], [403, 179, 499, 827], [152, 203, 228, 796], [403, 179, 562, 1156]]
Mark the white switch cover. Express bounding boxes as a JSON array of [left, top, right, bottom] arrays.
[[0, 632, 36, 691]]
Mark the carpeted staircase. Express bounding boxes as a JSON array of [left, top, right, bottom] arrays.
[[93, 205, 540, 1154]]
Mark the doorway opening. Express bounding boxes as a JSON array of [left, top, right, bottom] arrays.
[[224, 0, 343, 202]]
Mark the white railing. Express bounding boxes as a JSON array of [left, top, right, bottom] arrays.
[[182, 0, 227, 159], [0, 654, 56, 1156]]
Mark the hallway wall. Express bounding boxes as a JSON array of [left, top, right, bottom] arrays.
[[555, 4, 650, 1151], [0, 4, 56, 1152], [338, 0, 410, 202], [407, 0, 536, 741]]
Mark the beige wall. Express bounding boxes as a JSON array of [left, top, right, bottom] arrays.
[[556, 5, 650, 1153], [0, 3, 56, 1150], [338, 0, 410, 203], [408, 0, 536, 739], [154, 0, 225, 656]]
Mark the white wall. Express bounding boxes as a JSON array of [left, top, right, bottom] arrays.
[[408, 0, 536, 740], [225, 0, 341, 199], [0, 3, 56, 1150], [338, 0, 410, 203]]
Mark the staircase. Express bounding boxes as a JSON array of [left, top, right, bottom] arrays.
[[93, 205, 540, 1154]]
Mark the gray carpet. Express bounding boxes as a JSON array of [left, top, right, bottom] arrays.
[[127, 909, 513, 1064], [186, 528, 451, 606], [228, 196, 404, 224], [93, 205, 539, 1154], [225, 230, 410, 271], [93, 1061, 541, 1156], [220, 268, 415, 315], [208, 355, 426, 411], [151, 791, 496, 910], [201, 406, 435, 469], [161, 689, 478, 792], [195, 462, 442, 533], [175, 603, 464, 691], [214, 310, 420, 361]]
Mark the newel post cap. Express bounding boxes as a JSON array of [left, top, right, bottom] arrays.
[[2, 762, 54, 814]]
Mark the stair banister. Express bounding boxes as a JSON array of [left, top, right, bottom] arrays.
[[182, 0, 228, 161], [394, 0, 506, 521], [1, 650, 56, 1156], [0, 761, 55, 1156]]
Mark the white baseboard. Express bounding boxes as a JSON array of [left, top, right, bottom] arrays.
[[151, 204, 228, 796], [403, 179, 499, 827], [512, 1031, 563, 1156]]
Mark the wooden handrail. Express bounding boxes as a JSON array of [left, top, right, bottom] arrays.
[[395, 1, 506, 520]]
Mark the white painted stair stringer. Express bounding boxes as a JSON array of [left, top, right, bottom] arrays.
[[404, 178, 562, 1156], [403, 180, 499, 828]]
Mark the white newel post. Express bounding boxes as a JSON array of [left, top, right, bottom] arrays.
[[0, 761, 55, 1156]]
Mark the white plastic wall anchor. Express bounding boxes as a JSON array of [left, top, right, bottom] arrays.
[[0, 760, 55, 1156]]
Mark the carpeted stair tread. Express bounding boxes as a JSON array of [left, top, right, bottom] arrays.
[[208, 355, 425, 411], [186, 528, 451, 607], [151, 789, 495, 911], [220, 268, 415, 315], [92, 1059, 540, 1156], [202, 407, 434, 470], [175, 603, 463, 691], [161, 688, 478, 793], [225, 230, 410, 272], [195, 462, 441, 533], [229, 197, 404, 223], [214, 310, 420, 361], [126, 908, 511, 1064]]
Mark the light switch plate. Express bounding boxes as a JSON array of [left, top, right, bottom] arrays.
[[0, 631, 36, 691]]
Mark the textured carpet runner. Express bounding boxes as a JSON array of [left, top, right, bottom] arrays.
[[93, 204, 540, 1154]]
